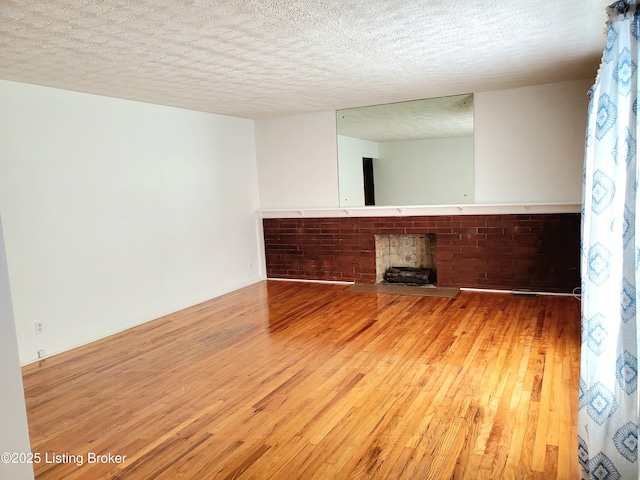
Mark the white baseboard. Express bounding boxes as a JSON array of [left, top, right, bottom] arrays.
[[460, 287, 579, 297], [267, 277, 355, 286]]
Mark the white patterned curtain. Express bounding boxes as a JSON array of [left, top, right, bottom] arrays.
[[580, 1, 640, 479]]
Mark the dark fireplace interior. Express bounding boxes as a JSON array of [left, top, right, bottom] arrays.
[[383, 266, 436, 286], [375, 234, 437, 286]]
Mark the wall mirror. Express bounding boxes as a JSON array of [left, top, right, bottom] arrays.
[[336, 94, 474, 207]]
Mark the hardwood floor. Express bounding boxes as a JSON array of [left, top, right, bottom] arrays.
[[22, 281, 581, 479]]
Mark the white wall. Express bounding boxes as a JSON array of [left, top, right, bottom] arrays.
[[255, 79, 592, 209], [255, 111, 339, 208], [0, 217, 34, 480], [474, 78, 592, 203], [375, 137, 474, 205], [0, 80, 262, 364], [337, 135, 379, 206]]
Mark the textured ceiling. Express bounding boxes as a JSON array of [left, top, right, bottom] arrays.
[[0, 0, 609, 120]]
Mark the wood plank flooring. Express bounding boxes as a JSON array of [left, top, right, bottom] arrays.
[[22, 281, 581, 479]]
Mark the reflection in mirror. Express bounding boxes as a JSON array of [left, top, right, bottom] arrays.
[[337, 94, 474, 207]]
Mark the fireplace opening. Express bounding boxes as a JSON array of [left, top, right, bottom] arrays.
[[375, 234, 436, 286]]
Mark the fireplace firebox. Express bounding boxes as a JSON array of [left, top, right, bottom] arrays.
[[374, 234, 436, 285]]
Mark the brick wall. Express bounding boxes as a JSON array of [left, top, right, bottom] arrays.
[[263, 214, 581, 293]]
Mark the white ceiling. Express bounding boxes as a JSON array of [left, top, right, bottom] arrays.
[[0, 0, 609, 120]]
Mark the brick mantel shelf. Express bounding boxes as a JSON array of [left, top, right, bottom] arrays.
[[257, 202, 581, 219]]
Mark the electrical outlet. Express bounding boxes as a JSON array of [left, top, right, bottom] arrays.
[[35, 322, 43, 335]]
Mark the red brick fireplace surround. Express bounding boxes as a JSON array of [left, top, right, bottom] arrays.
[[263, 214, 580, 293]]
